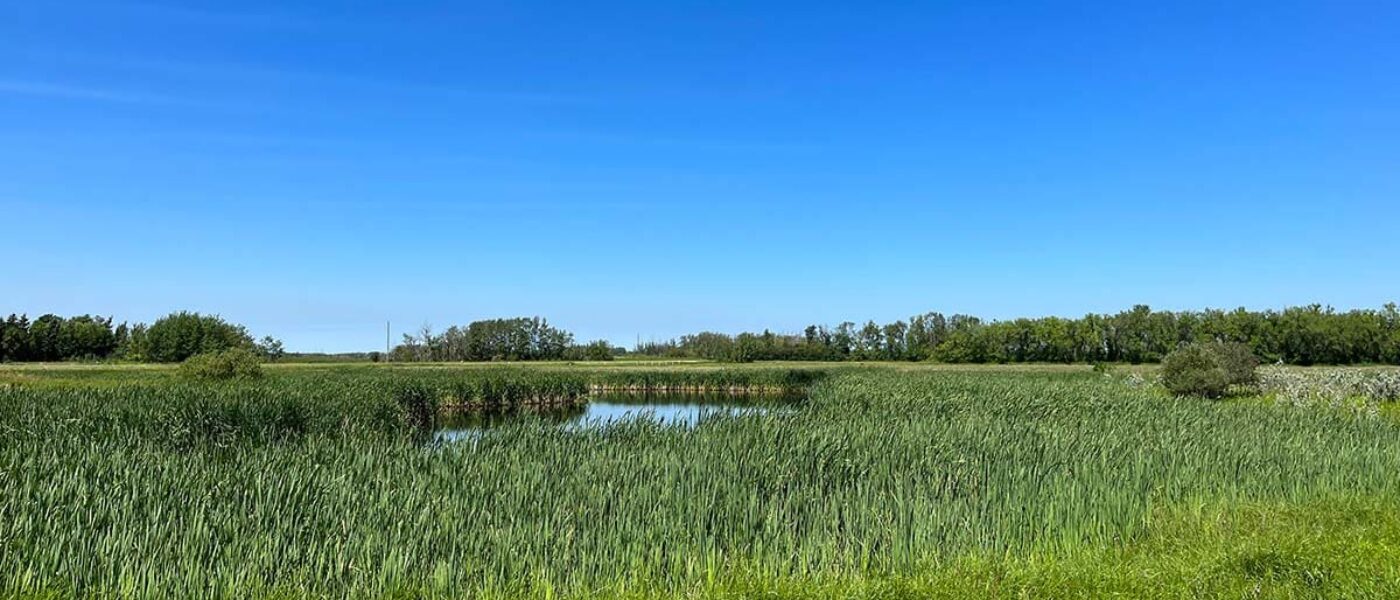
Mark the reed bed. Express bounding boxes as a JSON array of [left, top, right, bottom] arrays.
[[586, 368, 827, 393], [3, 369, 1400, 598], [442, 372, 591, 410]]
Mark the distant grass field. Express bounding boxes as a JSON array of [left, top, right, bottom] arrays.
[[2, 362, 1398, 598]]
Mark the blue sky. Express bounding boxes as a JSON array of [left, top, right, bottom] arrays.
[[2, 1, 1397, 352]]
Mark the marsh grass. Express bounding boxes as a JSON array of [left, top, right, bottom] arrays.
[[3, 368, 1400, 598]]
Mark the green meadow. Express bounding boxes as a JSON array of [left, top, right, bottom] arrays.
[[3, 363, 1399, 598]]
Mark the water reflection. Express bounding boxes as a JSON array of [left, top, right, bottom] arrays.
[[435, 391, 801, 442]]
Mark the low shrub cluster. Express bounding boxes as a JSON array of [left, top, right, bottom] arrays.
[[1161, 342, 1258, 398], [178, 348, 265, 381]]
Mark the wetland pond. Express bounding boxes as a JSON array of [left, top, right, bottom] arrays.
[[435, 391, 804, 441]]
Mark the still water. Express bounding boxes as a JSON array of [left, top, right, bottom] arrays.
[[435, 391, 801, 442]]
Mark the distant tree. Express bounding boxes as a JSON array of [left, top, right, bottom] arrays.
[[256, 336, 286, 362], [677, 332, 734, 361], [59, 315, 118, 359], [143, 312, 254, 363], [882, 320, 908, 360], [390, 317, 576, 362], [0, 315, 32, 362], [583, 340, 614, 361], [728, 333, 761, 363], [1385, 303, 1400, 364], [857, 321, 883, 360], [390, 305, 1400, 365], [27, 315, 66, 361], [564, 340, 615, 362], [115, 323, 150, 361]]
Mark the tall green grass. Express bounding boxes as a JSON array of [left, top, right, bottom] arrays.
[[587, 368, 827, 392], [2, 369, 1399, 597]]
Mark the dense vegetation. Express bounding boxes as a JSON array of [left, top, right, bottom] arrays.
[[3, 365, 1400, 597], [0, 314, 119, 361], [1159, 341, 1259, 398], [8, 303, 1400, 366], [390, 317, 620, 362], [0, 311, 282, 363], [178, 348, 266, 381], [638, 303, 1400, 365]]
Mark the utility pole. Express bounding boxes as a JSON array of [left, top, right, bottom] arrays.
[[386, 321, 391, 362]]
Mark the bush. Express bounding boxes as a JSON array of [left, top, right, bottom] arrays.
[[1161, 342, 1259, 398], [179, 348, 264, 381], [1212, 341, 1260, 386]]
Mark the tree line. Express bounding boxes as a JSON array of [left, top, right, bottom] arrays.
[[634, 304, 1400, 365], [0, 312, 284, 363], [8, 304, 1400, 365], [390, 317, 619, 362]]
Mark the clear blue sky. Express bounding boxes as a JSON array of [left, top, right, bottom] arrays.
[[2, 1, 1397, 352]]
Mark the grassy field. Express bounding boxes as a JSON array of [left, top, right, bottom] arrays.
[[2, 362, 1399, 598]]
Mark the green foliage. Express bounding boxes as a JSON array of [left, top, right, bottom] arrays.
[[634, 303, 1400, 365], [563, 340, 617, 361], [1162, 344, 1230, 397], [3, 367, 1399, 597], [7, 302, 1400, 366], [255, 335, 286, 362], [178, 348, 265, 381], [587, 367, 825, 392], [142, 311, 255, 362], [1161, 342, 1258, 398], [391, 317, 573, 362], [393, 382, 438, 432], [0, 313, 118, 361], [1212, 340, 1260, 385]]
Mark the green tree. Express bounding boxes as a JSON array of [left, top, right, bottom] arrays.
[[857, 321, 883, 360], [28, 315, 64, 361], [0, 315, 32, 361], [256, 336, 286, 362], [144, 312, 254, 363], [59, 315, 117, 359], [882, 320, 908, 360]]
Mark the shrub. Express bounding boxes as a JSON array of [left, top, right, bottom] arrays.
[[1162, 344, 1229, 397], [1212, 341, 1260, 386], [179, 348, 264, 381], [1161, 342, 1259, 398]]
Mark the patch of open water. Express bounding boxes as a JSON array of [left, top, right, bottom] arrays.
[[434, 391, 803, 442]]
